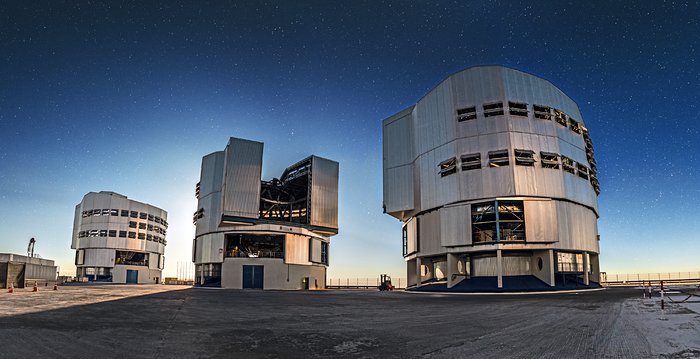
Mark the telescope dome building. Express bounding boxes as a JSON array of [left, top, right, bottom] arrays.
[[72, 191, 168, 284], [382, 65, 601, 291], [193, 137, 338, 289]]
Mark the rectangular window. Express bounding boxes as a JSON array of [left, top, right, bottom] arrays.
[[554, 109, 567, 126], [148, 224, 153, 231], [569, 118, 582, 134], [483, 102, 504, 117], [92, 209, 100, 217], [540, 152, 560, 169], [147, 234, 153, 241], [590, 175, 601, 195], [508, 101, 528, 117], [115, 250, 148, 267], [155, 216, 162, 224], [533, 105, 551, 120], [110, 209, 118, 216], [561, 156, 575, 174], [514, 149, 536, 166], [128, 231, 136, 239], [472, 202, 497, 243], [456, 106, 477, 122], [130, 211, 138, 218], [82, 211, 89, 218], [75, 250, 85, 265], [121, 209, 129, 217], [147, 214, 154, 221], [89, 230, 99, 237], [488, 150, 509, 167], [108, 230, 117, 237], [99, 230, 107, 237], [138, 233, 145, 240], [119, 231, 127, 238], [321, 242, 329, 265], [460, 153, 481, 170], [576, 163, 589, 180], [101, 209, 110, 215], [438, 157, 457, 177], [129, 221, 137, 228], [138, 223, 146, 230], [139, 212, 147, 219]]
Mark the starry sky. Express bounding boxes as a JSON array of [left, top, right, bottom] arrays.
[[1, 1, 698, 279]]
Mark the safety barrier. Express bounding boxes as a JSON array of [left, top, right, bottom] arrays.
[[326, 278, 407, 289]]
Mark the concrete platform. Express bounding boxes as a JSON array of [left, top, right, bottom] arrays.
[[0, 285, 699, 358]]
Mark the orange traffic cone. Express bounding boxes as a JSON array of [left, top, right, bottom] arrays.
[[53, 283, 58, 291], [8, 283, 13, 293], [32, 281, 38, 292]]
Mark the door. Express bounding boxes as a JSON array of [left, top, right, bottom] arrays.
[[242, 265, 264, 289], [126, 270, 138, 284]]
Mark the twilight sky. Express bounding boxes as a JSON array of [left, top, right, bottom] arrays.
[[1, 1, 698, 279]]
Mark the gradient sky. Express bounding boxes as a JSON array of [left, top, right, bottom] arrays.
[[1, 1, 698, 280]]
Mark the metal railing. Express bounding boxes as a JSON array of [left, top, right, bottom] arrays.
[[602, 272, 700, 287], [326, 278, 407, 289]]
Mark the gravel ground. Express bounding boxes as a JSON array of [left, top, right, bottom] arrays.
[[0, 285, 698, 358]]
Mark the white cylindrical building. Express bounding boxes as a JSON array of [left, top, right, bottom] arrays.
[[382, 65, 601, 292], [71, 191, 167, 284]]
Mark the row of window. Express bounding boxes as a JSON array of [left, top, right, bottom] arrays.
[[438, 149, 600, 194], [81, 208, 168, 227], [77, 229, 166, 244], [456, 102, 586, 137], [127, 221, 167, 235]]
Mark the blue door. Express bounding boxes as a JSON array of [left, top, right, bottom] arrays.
[[126, 270, 138, 284], [242, 265, 264, 289]]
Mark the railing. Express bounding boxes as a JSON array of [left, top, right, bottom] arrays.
[[326, 278, 407, 289], [602, 272, 700, 287], [225, 250, 284, 259]]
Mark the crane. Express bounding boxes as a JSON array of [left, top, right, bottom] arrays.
[[27, 237, 35, 258]]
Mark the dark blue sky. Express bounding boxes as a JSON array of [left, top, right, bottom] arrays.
[[1, 1, 698, 278]]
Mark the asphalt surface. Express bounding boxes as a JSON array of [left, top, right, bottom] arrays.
[[0, 285, 698, 358]]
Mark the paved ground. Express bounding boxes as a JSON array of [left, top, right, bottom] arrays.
[[0, 285, 699, 358]]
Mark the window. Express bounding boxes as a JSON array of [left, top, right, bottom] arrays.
[[147, 234, 153, 241], [108, 230, 117, 237], [576, 163, 589, 180], [99, 230, 107, 237], [128, 231, 136, 239], [557, 252, 585, 272], [82, 211, 89, 218], [92, 209, 100, 217], [471, 200, 526, 243], [147, 214, 154, 221], [193, 208, 204, 224], [569, 118, 582, 134], [148, 224, 153, 231], [554, 109, 567, 126], [514, 149, 536, 166], [402, 225, 408, 257], [483, 102, 504, 117], [138, 233, 145, 240], [130, 211, 138, 218], [456, 106, 477, 122], [540, 152, 560, 169], [590, 175, 601, 195], [533, 105, 551, 120], [110, 209, 118, 216], [121, 210, 129, 217], [508, 101, 528, 117], [115, 250, 148, 266], [321, 242, 329, 265], [195, 182, 201, 199], [460, 153, 481, 170], [488, 150, 509, 167], [101, 209, 110, 215], [138, 222, 146, 230], [129, 221, 137, 228], [561, 156, 575, 174], [119, 231, 127, 238], [139, 212, 147, 220], [438, 157, 457, 177], [155, 216, 162, 224]]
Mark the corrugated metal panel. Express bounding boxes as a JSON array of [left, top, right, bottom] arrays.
[[309, 238, 322, 263], [25, 263, 57, 281], [440, 204, 471, 247], [524, 200, 558, 243], [405, 218, 418, 255], [71, 204, 81, 249], [383, 164, 414, 213], [222, 137, 263, 219], [285, 234, 310, 265], [310, 156, 339, 230], [383, 108, 414, 168], [418, 210, 442, 256], [194, 232, 224, 264], [554, 201, 598, 253], [83, 248, 115, 267]]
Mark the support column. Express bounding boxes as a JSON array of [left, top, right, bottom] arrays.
[[415, 257, 422, 288], [590, 254, 600, 283], [548, 250, 555, 286], [447, 253, 464, 289], [583, 252, 590, 286], [497, 249, 503, 289]]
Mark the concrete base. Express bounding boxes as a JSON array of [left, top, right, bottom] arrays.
[[221, 258, 326, 290]]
